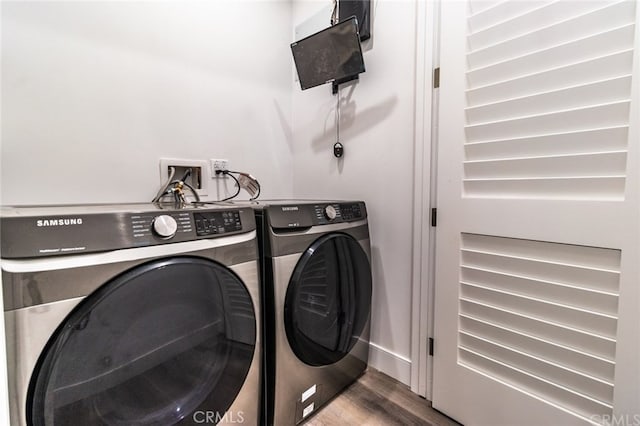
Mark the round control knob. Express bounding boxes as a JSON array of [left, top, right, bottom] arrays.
[[324, 205, 337, 221], [152, 215, 178, 238]]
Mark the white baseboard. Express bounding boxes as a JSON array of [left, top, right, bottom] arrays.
[[368, 342, 412, 386]]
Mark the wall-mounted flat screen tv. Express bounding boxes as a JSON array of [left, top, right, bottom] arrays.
[[291, 17, 366, 91]]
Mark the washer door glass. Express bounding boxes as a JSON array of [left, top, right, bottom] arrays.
[[29, 256, 256, 426], [284, 233, 372, 366]]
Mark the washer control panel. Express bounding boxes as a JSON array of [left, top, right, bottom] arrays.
[[131, 212, 192, 239], [194, 210, 242, 236], [130, 210, 244, 241], [0, 204, 255, 258]]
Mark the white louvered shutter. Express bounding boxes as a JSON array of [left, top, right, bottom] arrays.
[[432, 1, 639, 425]]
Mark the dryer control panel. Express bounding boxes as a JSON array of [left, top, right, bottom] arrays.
[[268, 201, 366, 229], [312, 203, 364, 225]]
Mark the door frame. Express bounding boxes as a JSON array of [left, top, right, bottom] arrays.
[[410, 0, 440, 399]]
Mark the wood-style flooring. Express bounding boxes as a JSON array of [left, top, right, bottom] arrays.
[[303, 368, 461, 426]]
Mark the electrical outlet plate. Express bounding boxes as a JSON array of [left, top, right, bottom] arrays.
[[159, 158, 209, 197], [211, 159, 229, 178]]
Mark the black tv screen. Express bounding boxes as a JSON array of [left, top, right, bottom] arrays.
[[291, 17, 366, 91]]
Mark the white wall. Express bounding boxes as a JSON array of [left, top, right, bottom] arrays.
[[291, 0, 417, 384], [1, 1, 294, 205]]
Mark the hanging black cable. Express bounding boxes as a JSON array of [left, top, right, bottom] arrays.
[[219, 171, 241, 202], [226, 170, 260, 200], [212, 170, 260, 202]]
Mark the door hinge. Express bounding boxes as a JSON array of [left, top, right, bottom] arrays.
[[431, 208, 437, 227], [433, 67, 440, 88], [428, 337, 434, 356]]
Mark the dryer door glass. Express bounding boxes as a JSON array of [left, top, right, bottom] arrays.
[[29, 257, 256, 426], [284, 233, 372, 366]]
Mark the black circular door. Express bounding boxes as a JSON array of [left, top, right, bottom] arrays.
[[29, 256, 256, 426], [284, 233, 372, 366]]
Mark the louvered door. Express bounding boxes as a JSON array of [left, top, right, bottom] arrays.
[[432, 1, 639, 425]]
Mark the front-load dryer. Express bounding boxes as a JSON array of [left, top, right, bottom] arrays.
[[250, 200, 372, 425], [1, 203, 261, 425]]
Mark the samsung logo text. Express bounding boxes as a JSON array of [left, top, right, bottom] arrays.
[[281, 206, 299, 211], [36, 218, 84, 227]]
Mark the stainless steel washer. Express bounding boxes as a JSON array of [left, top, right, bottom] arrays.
[[251, 200, 372, 425], [1, 203, 261, 425]]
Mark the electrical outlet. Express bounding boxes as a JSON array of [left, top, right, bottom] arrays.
[[211, 159, 229, 177], [159, 158, 209, 196]]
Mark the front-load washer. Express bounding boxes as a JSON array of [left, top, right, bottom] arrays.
[[1, 203, 261, 425], [249, 200, 372, 425]]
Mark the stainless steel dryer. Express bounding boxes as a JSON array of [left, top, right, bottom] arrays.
[[1, 203, 261, 425], [251, 200, 372, 425]]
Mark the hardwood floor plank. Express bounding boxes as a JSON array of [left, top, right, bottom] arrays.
[[304, 368, 462, 426]]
